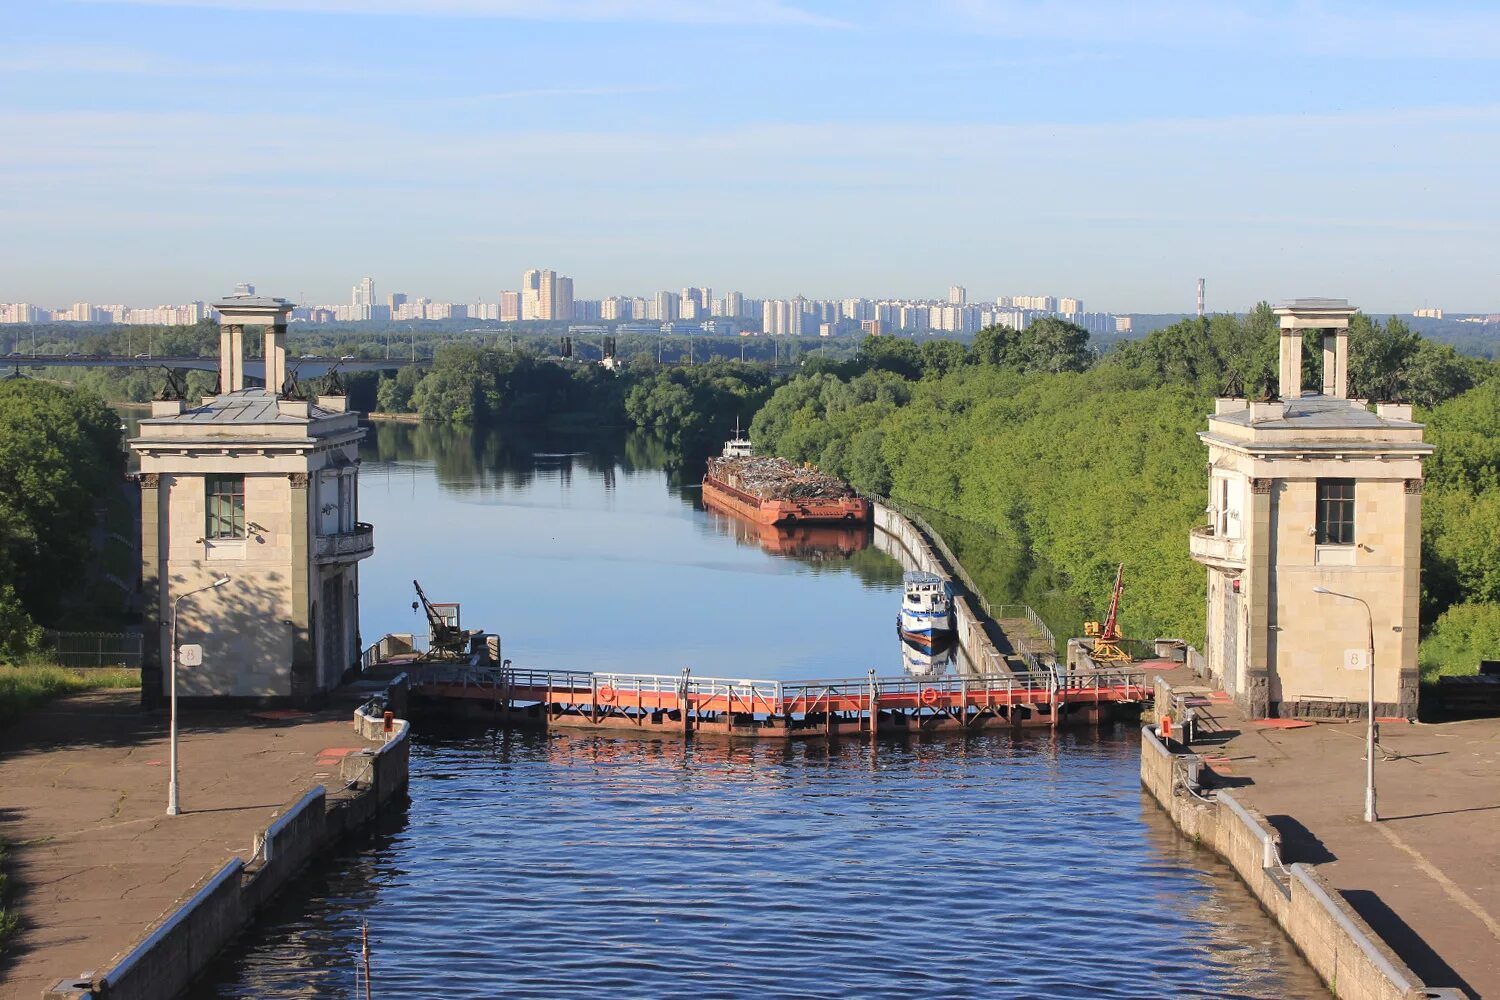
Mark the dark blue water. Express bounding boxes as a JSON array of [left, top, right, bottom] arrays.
[[198, 426, 1323, 999]]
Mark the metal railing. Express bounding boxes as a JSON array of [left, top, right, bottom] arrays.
[[415, 663, 1149, 710], [42, 630, 142, 669]]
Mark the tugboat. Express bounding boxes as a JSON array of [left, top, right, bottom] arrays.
[[898, 571, 954, 646], [702, 431, 870, 526]]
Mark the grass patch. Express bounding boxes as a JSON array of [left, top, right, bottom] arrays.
[[0, 663, 141, 724]]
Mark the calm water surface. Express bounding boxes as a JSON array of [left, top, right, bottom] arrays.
[[200, 424, 1324, 999]]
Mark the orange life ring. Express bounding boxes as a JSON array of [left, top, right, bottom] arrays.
[[919, 687, 939, 707], [598, 685, 617, 705]]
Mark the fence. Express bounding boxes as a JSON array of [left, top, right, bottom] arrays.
[[43, 630, 142, 669]]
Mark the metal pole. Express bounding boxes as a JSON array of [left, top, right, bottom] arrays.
[[168, 602, 180, 816], [362, 920, 373, 1000], [1365, 599, 1377, 823]]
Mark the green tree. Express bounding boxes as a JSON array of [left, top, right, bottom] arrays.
[[0, 380, 124, 650]]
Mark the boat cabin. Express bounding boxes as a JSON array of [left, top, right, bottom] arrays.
[[721, 436, 754, 459], [903, 571, 951, 609]]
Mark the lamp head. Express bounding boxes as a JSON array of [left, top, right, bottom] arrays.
[[1311, 586, 1331, 595], [212, 576, 230, 588]]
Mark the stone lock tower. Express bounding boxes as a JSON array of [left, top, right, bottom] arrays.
[[1188, 299, 1431, 718], [131, 287, 373, 706]]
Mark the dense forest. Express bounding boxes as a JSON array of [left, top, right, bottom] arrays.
[[750, 311, 1498, 679]]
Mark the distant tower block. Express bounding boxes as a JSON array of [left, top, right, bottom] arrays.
[[1196, 278, 1205, 318]]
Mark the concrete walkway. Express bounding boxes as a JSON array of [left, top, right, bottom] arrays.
[[1163, 666, 1500, 999], [0, 689, 368, 1000]]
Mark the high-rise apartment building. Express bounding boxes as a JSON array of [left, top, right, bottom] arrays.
[[654, 290, 678, 322], [1059, 297, 1083, 315], [499, 291, 521, 322], [351, 276, 376, 321], [388, 292, 407, 309], [725, 291, 743, 318], [520, 268, 575, 321], [948, 285, 966, 305]]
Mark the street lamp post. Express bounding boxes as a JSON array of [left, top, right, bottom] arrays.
[[1312, 586, 1378, 822], [168, 576, 230, 816]]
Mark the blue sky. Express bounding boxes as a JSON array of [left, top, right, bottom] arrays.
[[3, 0, 1498, 312]]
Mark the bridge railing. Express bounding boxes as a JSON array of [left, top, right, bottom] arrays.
[[413, 664, 1149, 707]]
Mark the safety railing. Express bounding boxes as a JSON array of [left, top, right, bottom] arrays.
[[414, 664, 1149, 710]]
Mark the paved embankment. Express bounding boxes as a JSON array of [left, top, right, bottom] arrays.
[[1146, 664, 1498, 999], [0, 685, 407, 1000]]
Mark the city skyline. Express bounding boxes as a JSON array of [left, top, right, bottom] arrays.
[[4, 2, 1500, 310]]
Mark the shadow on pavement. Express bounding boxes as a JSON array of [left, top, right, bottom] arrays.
[[1340, 889, 1478, 1000]]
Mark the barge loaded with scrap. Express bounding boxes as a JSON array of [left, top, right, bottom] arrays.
[[703, 435, 870, 526]]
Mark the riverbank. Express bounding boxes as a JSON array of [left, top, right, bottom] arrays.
[[0, 683, 407, 1000], [1144, 663, 1496, 998]]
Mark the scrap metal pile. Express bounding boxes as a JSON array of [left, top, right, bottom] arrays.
[[707, 456, 857, 500]]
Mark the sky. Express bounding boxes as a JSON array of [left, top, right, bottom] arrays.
[[2, 0, 1498, 312]]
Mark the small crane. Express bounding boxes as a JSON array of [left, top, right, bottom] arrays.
[[411, 579, 472, 660], [1083, 563, 1132, 664]]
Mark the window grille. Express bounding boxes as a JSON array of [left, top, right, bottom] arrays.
[[1315, 478, 1355, 545], [206, 474, 246, 539]]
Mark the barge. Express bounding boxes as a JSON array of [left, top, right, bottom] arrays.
[[702, 435, 870, 526]]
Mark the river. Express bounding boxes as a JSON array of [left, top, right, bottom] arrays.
[[198, 422, 1324, 999]]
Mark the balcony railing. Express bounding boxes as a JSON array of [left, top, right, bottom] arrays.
[[315, 521, 374, 563], [1188, 524, 1246, 568]]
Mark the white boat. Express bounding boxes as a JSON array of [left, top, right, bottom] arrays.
[[899, 571, 954, 643], [721, 422, 754, 459]]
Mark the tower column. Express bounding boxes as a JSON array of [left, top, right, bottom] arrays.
[[230, 324, 245, 390], [264, 322, 288, 395], [1244, 477, 1274, 718], [1278, 332, 1302, 400], [139, 473, 163, 707]]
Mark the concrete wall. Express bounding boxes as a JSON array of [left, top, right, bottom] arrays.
[[871, 503, 1008, 676], [89, 693, 409, 1000], [1139, 719, 1428, 1000]]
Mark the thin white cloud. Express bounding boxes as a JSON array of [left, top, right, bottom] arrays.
[[0, 43, 382, 79], [940, 0, 1500, 58], [77, 0, 848, 27], [445, 84, 672, 105]]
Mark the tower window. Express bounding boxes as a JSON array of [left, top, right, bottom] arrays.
[[1315, 478, 1355, 545], [206, 474, 246, 539]]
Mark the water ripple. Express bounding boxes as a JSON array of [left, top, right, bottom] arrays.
[[200, 727, 1324, 1000]]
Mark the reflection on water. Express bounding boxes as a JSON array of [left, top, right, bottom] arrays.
[[899, 634, 957, 679], [198, 423, 1324, 999]]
